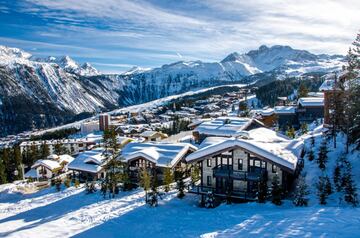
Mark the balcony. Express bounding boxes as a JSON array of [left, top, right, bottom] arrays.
[[188, 185, 257, 201], [213, 165, 267, 181]]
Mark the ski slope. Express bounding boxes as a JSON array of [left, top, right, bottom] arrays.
[[0, 184, 360, 238]]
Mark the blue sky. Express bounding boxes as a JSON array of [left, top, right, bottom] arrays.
[[0, 0, 359, 73]]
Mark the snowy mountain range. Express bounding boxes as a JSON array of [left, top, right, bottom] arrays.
[[0, 44, 345, 136]]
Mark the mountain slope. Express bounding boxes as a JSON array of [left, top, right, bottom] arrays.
[[0, 45, 345, 136]]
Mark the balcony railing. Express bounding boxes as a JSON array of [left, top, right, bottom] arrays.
[[213, 165, 267, 181], [188, 185, 257, 201]]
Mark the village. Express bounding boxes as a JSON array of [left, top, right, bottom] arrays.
[[0, 72, 343, 209]]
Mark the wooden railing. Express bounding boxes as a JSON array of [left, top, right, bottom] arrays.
[[188, 185, 257, 200]]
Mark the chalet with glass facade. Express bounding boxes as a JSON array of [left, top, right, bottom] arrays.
[[120, 142, 197, 184], [186, 128, 303, 202]]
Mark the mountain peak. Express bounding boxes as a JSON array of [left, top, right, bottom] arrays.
[[0, 45, 32, 59], [221, 52, 241, 63]]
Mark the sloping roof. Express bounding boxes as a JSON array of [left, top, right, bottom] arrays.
[[31, 159, 61, 171], [68, 148, 107, 173], [186, 127, 303, 172], [319, 79, 336, 91], [194, 117, 253, 137], [274, 106, 296, 114], [58, 154, 75, 164], [24, 168, 37, 178], [120, 142, 197, 168], [298, 97, 324, 107]]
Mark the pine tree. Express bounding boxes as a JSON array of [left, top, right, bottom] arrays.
[[310, 136, 315, 147], [307, 148, 315, 162], [317, 140, 328, 170], [300, 123, 308, 135], [325, 175, 332, 195], [190, 164, 200, 185], [257, 179, 268, 203], [0, 158, 7, 184], [342, 161, 358, 206], [163, 168, 173, 192], [271, 175, 282, 205], [316, 176, 329, 205], [101, 180, 107, 198], [148, 170, 159, 207], [40, 143, 50, 159], [298, 83, 309, 98], [55, 178, 62, 192], [333, 158, 343, 192], [344, 32, 360, 149], [140, 168, 151, 202], [286, 126, 296, 139], [13, 146, 23, 180], [293, 174, 310, 206], [176, 170, 186, 199]]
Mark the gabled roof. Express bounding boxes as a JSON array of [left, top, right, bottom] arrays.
[[120, 142, 197, 168], [194, 117, 254, 137], [186, 128, 303, 172], [68, 148, 107, 173], [31, 159, 61, 171], [298, 97, 324, 107]]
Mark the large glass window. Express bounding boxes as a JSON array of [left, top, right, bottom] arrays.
[[238, 159, 243, 170], [272, 164, 277, 173], [207, 159, 211, 167], [207, 176, 212, 186]]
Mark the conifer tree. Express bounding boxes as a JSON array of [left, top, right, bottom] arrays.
[[293, 174, 310, 206], [163, 167, 173, 192], [271, 175, 282, 205], [333, 157, 344, 192], [286, 126, 296, 139], [300, 123, 308, 135], [148, 170, 159, 207], [140, 168, 151, 202], [316, 176, 329, 205], [310, 136, 315, 147], [307, 148, 315, 162], [257, 179, 268, 203], [325, 175, 332, 195], [176, 170, 186, 199], [40, 143, 50, 159], [317, 140, 328, 170], [298, 83, 309, 98], [344, 32, 360, 149], [13, 146, 23, 180], [0, 158, 7, 184], [342, 161, 358, 206], [190, 164, 200, 185]]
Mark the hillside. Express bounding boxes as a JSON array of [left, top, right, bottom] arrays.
[[0, 45, 345, 136]]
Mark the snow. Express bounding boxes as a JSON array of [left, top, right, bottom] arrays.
[[31, 159, 61, 170], [120, 142, 196, 167], [68, 148, 107, 173], [187, 127, 303, 171], [0, 186, 360, 238], [194, 117, 253, 137], [274, 106, 296, 114], [298, 97, 324, 107]]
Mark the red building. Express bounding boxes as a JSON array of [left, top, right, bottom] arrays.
[[99, 113, 110, 131]]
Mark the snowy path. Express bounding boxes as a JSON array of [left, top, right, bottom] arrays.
[[0, 186, 360, 237]]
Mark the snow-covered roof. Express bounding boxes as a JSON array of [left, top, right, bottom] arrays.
[[297, 97, 324, 107], [194, 117, 254, 137], [255, 108, 275, 116], [120, 142, 197, 168], [31, 159, 61, 171], [319, 79, 336, 91], [186, 127, 303, 172], [58, 154, 75, 164], [24, 168, 37, 178], [139, 130, 161, 138], [274, 106, 296, 114], [68, 148, 107, 173]]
